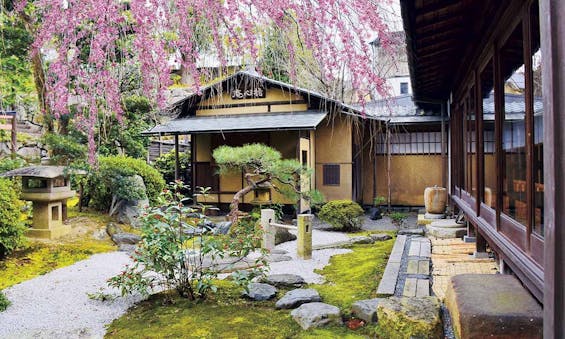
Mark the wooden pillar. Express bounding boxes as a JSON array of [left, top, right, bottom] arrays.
[[174, 134, 180, 181], [11, 113, 17, 159], [540, 0, 565, 337]]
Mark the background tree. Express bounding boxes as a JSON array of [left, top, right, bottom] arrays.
[[10, 0, 393, 161], [213, 143, 320, 222]]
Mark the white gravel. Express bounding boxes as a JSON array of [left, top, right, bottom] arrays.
[[0, 252, 140, 339], [266, 229, 352, 283], [0, 229, 350, 338]]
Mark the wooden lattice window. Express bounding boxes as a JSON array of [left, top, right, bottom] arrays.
[[323, 164, 340, 186]]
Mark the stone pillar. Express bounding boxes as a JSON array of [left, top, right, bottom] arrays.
[[261, 209, 275, 251], [297, 214, 313, 260]]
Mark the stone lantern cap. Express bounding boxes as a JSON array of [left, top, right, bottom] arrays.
[[0, 166, 86, 179]]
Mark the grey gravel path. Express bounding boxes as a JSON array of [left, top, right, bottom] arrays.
[[0, 252, 141, 339]]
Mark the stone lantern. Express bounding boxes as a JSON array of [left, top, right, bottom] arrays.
[[1, 166, 85, 239], [251, 182, 272, 205]]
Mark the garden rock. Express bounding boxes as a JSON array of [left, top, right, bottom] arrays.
[[369, 207, 383, 220], [275, 288, 321, 309], [350, 236, 374, 244], [105, 223, 123, 237], [92, 229, 108, 241], [275, 228, 297, 245], [377, 297, 442, 339], [270, 249, 288, 255], [242, 283, 277, 301], [212, 221, 233, 235], [291, 302, 341, 330], [118, 244, 136, 253], [266, 254, 293, 262], [117, 198, 149, 227], [352, 298, 382, 323], [397, 228, 425, 236], [111, 233, 141, 245], [370, 234, 392, 242], [264, 274, 305, 288]]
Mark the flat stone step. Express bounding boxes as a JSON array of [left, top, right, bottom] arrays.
[[376, 235, 407, 296], [428, 225, 466, 239], [408, 238, 431, 258], [445, 274, 543, 339]]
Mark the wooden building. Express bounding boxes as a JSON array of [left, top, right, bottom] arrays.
[[143, 71, 382, 213], [400, 0, 563, 335]]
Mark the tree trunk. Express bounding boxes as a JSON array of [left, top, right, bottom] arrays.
[[229, 185, 254, 223]]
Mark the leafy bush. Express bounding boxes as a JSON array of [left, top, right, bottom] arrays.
[[153, 149, 191, 184], [318, 200, 364, 232], [0, 291, 9, 311], [0, 178, 25, 259], [86, 156, 165, 211], [389, 212, 408, 228], [42, 133, 87, 166], [0, 157, 27, 174], [107, 181, 266, 300]]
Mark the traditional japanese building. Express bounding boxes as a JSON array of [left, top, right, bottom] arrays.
[[400, 0, 562, 335]]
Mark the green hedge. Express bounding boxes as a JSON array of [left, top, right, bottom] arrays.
[[0, 178, 25, 259], [318, 200, 364, 232], [87, 156, 165, 211]]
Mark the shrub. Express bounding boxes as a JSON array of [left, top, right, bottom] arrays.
[[318, 200, 364, 232], [0, 291, 9, 311], [389, 212, 408, 228], [0, 157, 27, 174], [153, 149, 191, 184], [108, 181, 266, 300], [0, 178, 25, 259], [86, 156, 165, 211], [42, 133, 87, 166]]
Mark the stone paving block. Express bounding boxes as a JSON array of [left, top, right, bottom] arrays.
[[417, 214, 434, 225], [420, 241, 431, 258], [377, 263, 400, 296], [416, 279, 430, 297], [406, 259, 419, 274], [389, 235, 407, 263], [418, 260, 430, 275], [408, 242, 421, 257], [403, 277, 417, 297]]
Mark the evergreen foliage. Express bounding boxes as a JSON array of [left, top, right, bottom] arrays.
[[0, 178, 25, 259], [318, 200, 364, 232]]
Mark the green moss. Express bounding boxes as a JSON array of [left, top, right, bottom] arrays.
[[106, 240, 395, 338], [107, 281, 368, 339], [346, 230, 397, 238], [310, 240, 394, 310], [0, 235, 115, 289]]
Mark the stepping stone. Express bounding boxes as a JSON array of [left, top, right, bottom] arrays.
[[351, 298, 382, 323], [269, 249, 288, 255], [377, 297, 442, 339], [429, 219, 464, 228], [424, 212, 445, 219], [428, 225, 466, 239], [349, 236, 374, 244], [241, 283, 277, 301], [264, 274, 305, 288], [370, 233, 392, 242], [291, 302, 341, 330], [266, 254, 293, 262], [398, 228, 425, 236], [111, 233, 141, 245], [275, 289, 321, 309], [445, 274, 542, 339]]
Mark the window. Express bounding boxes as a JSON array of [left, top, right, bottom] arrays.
[[376, 131, 442, 155], [323, 164, 340, 186], [400, 82, 409, 94]]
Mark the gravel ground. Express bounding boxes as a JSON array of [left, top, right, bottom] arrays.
[[0, 229, 352, 338], [0, 252, 140, 339], [266, 229, 352, 283]]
